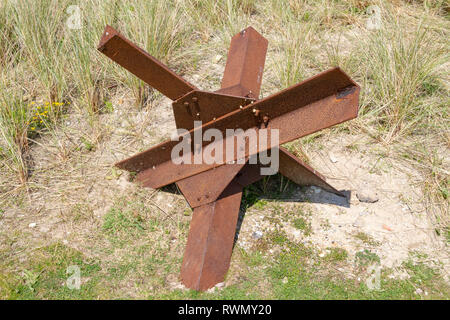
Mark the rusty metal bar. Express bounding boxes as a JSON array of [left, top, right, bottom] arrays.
[[98, 24, 361, 292], [180, 180, 243, 291], [178, 27, 269, 290], [172, 90, 254, 131], [179, 148, 342, 290], [217, 26, 268, 99], [176, 162, 245, 208], [166, 25, 269, 208], [179, 146, 342, 208], [97, 25, 196, 100], [116, 68, 359, 188]]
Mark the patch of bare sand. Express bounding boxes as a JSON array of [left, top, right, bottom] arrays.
[[235, 133, 448, 282]]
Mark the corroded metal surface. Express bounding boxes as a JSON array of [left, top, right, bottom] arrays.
[[217, 26, 268, 99], [177, 28, 268, 289], [117, 71, 359, 188], [98, 25, 360, 292], [180, 180, 243, 291], [172, 90, 254, 130], [172, 26, 268, 209], [176, 162, 245, 208], [98, 25, 196, 100]]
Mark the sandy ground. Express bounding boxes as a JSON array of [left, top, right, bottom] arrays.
[[234, 133, 449, 279], [1, 88, 448, 289]]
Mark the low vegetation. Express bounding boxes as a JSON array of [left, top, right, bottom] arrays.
[[0, 0, 448, 299]]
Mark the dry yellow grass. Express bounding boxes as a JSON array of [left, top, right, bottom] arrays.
[[0, 0, 448, 299]]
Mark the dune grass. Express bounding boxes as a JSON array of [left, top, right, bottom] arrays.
[[0, 0, 448, 299]]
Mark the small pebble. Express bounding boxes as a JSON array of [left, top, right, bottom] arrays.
[[28, 223, 37, 228], [350, 193, 360, 205], [356, 190, 379, 203], [353, 217, 364, 228], [252, 231, 263, 239], [311, 186, 321, 194], [329, 153, 338, 163], [39, 226, 50, 233]]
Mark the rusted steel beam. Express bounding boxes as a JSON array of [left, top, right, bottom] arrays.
[[172, 90, 251, 208], [179, 148, 342, 290], [217, 26, 268, 99], [172, 90, 254, 131], [180, 180, 243, 291], [98, 24, 360, 293], [117, 67, 358, 173], [116, 68, 359, 188], [176, 162, 245, 208], [167, 26, 268, 208], [233, 147, 342, 192], [179, 27, 269, 290], [180, 146, 342, 208], [97, 25, 196, 100]]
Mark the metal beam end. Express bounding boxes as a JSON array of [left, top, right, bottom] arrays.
[[97, 25, 119, 51]]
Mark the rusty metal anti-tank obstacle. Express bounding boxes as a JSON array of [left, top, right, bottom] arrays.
[[97, 25, 360, 291]]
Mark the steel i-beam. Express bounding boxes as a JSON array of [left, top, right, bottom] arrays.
[[97, 25, 360, 291]]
